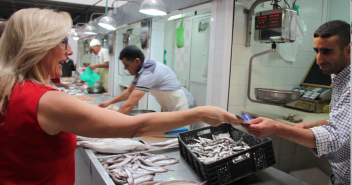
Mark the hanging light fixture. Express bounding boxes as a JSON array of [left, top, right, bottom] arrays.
[[72, 32, 81, 40], [83, 13, 105, 35], [139, 0, 167, 16], [83, 21, 98, 35], [71, 23, 88, 40], [98, 10, 117, 30]]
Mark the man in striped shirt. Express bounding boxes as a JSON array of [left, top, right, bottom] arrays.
[[242, 20, 350, 185]]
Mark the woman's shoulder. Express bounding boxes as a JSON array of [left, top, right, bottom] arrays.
[[13, 80, 57, 96]]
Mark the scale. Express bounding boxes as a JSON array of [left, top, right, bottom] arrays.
[[284, 57, 332, 113], [254, 8, 296, 43], [246, 1, 300, 106]]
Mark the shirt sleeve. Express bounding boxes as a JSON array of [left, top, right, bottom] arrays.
[[134, 71, 156, 92], [309, 88, 351, 157]]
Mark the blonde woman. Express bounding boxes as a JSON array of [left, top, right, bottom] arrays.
[[0, 8, 241, 184]]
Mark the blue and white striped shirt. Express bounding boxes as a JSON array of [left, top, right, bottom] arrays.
[[310, 65, 351, 185]]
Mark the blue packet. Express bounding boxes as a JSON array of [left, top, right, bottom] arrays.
[[167, 127, 188, 134], [236, 113, 253, 125], [241, 113, 253, 121]]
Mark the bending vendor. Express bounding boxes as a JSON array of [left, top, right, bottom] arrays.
[[99, 45, 195, 114], [88, 39, 109, 92]]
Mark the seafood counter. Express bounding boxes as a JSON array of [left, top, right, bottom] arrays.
[[74, 94, 312, 185], [75, 136, 204, 185], [76, 136, 311, 185]]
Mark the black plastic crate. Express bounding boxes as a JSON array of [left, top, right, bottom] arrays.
[[177, 123, 276, 185]]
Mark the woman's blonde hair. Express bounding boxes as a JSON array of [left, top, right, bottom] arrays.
[[0, 8, 72, 115]]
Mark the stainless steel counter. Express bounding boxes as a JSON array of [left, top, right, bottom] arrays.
[[84, 93, 113, 106], [76, 136, 311, 185], [75, 94, 311, 185]]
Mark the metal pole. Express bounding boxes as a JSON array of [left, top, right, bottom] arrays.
[[90, 13, 105, 21], [106, 0, 108, 13], [72, 0, 103, 22], [247, 43, 280, 106]]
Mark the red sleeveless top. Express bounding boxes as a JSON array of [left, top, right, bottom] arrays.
[[0, 81, 76, 185]]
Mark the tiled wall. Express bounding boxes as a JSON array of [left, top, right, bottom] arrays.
[[267, 135, 331, 175], [164, 20, 176, 72], [229, 0, 324, 115], [150, 19, 165, 64], [228, 0, 330, 175], [206, 0, 234, 110]]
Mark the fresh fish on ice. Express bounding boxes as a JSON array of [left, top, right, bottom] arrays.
[[77, 139, 153, 154], [150, 138, 178, 146]]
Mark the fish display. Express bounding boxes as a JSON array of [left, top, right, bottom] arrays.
[[77, 136, 153, 154], [159, 180, 206, 185], [186, 133, 251, 164], [150, 138, 179, 148], [100, 152, 179, 185]]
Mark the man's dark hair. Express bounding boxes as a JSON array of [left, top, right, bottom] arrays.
[[314, 20, 350, 50], [119, 45, 145, 63]]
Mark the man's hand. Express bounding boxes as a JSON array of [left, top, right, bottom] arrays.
[[98, 101, 110, 108], [241, 117, 280, 138], [198, 106, 243, 127], [88, 65, 96, 70]]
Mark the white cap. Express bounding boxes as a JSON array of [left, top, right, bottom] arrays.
[[90, 39, 101, 47]]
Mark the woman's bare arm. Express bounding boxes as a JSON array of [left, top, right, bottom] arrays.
[[37, 91, 241, 138]]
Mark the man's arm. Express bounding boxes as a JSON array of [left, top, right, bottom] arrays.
[[243, 117, 317, 148], [118, 90, 147, 114], [88, 62, 109, 70], [275, 122, 317, 148], [54, 83, 69, 89], [295, 120, 329, 129], [98, 84, 136, 108]]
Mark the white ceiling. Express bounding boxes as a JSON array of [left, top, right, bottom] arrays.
[[48, 0, 127, 8]]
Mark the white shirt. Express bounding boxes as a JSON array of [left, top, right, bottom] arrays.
[[132, 59, 193, 111], [97, 47, 109, 92]]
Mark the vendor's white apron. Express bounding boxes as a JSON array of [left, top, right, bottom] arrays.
[[150, 88, 189, 112], [98, 68, 109, 93]]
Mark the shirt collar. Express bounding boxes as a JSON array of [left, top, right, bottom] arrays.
[[137, 59, 147, 75], [332, 65, 350, 83], [97, 48, 103, 56]]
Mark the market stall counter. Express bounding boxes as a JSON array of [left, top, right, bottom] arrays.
[[74, 94, 311, 185], [75, 136, 311, 185]]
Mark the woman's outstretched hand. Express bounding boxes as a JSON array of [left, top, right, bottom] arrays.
[[197, 106, 243, 127]]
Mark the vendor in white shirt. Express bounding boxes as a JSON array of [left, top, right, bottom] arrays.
[[88, 39, 109, 92], [98, 45, 196, 115]]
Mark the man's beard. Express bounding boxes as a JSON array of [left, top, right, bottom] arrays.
[[319, 52, 347, 75]]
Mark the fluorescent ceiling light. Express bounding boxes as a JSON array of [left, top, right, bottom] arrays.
[[168, 14, 185, 21], [139, 0, 167, 16]]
